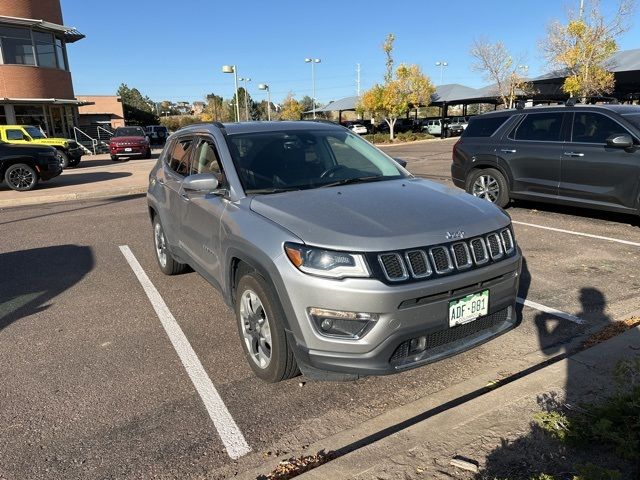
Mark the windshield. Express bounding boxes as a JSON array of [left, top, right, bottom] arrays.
[[114, 127, 145, 137], [226, 129, 407, 194], [24, 126, 46, 139], [621, 113, 640, 130]]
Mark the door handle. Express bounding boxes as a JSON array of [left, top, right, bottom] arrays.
[[501, 149, 517, 153], [157, 178, 165, 185], [180, 192, 190, 202], [564, 152, 584, 157]]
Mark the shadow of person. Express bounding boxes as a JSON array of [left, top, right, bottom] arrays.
[[516, 256, 531, 320], [477, 287, 640, 479], [0, 245, 94, 332]]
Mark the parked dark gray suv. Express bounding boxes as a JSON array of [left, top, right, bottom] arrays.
[[452, 104, 640, 217], [148, 121, 522, 382]]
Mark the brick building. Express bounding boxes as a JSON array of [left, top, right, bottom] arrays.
[[77, 95, 125, 129], [0, 0, 85, 137]]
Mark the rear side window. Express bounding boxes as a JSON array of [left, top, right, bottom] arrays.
[[572, 112, 628, 144], [167, 137, 194, 176], [463, 115, 509, 137], [6, 129, 24, 140], [513, 113, 563, 142]]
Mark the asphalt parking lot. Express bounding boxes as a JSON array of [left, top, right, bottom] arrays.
[[1, 139, 639, 479]]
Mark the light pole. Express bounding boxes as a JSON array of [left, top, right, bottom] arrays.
[[222, 65, 240, 122], [258, 83, 271, 121], [518, 64, 529, 76], [435, 61, 448, 85], [304, 58, 321, 119], [239, 77, 252, 121]]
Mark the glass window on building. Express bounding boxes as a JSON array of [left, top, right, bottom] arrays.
[[0, 106, 7, 125], [15, 105, 48, 132], [33, 31, 57, 68], [0, 26, 35, 65], [55, 38, 67, 70]]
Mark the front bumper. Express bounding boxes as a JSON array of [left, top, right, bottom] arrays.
[[37, 157, 63, 180], [68, 147, 84, 159], [110, 145, 148, 156], [275, 249, 522, 376]]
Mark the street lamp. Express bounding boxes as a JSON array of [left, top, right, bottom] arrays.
[[258, 83, 271, 121], [304, 58, 321, 119], [222, 65, 240, 122], [435, 61, 448, 85], [239, 77, 252, 121]]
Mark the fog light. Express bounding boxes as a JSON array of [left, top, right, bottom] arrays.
[[308, 307, 378, 339], [409, 336, 427, 354]]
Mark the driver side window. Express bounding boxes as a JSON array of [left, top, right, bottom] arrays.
[[190, 138, 226, 186], [166, 136, 194, 176]]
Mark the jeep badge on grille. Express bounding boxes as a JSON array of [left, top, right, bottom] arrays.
[[446, 230, 465, 240]]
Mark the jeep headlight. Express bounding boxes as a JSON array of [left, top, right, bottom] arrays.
[[284, 243, 370, 279]]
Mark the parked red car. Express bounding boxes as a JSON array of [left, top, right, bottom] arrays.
[[109, 126, 151, 161]]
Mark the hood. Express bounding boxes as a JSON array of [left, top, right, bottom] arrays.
[[2, 142, 55, 153], [110, 136, 147, 144], [250, 178, 510, 251]]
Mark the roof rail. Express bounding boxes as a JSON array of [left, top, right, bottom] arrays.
[[565, 97, 578, 106], [566, 96, 620, 106]]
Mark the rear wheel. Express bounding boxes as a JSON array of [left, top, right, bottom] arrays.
[[144, 147, 152, 159], [56, 150, 69, 168], [235, 271, 299, 382], [5, 163, 38, 191], [152, 216, 188, 275], [467, 168, 510, 208]]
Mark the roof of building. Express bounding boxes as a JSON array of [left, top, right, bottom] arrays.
[[0, 15, 85, 42], [533, 48, 640, 81], [311, 96, 361, 113]]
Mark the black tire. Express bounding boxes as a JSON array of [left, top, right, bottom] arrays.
[[152, 216, 188, 275], [68, 157, 81, 168], [466, 168, 510, 208], [235, 271, 299, 382], [4, 163, 39, 191], [144, 148, 152, 159], [111, 155, 119, 161], [56, 150, 69, 168]]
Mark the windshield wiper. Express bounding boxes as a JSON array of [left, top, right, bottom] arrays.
[[247, 187, 303, 195], [319, 175, 384, 188]]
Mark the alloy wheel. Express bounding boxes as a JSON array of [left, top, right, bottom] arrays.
[[154, 221, 168, 268], [239, 289, 272, 369], [7, 166, 35, 190], [472, 174, 500, 203]]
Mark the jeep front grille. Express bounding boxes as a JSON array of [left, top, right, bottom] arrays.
[[374, 227, 516, 283]]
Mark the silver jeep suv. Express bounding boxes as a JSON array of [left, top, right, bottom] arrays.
[[147, 121, 522, 382]]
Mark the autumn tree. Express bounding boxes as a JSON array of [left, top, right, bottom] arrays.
[[470, 39, 531, 108], [358, 34, 435, 140], [543, 0, 634, 100], [279, 93, 303, 120]]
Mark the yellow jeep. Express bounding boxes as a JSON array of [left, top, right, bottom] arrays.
[[0, 125, 84, 168]]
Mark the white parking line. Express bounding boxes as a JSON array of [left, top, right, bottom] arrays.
[[512, 221, 640, 248], [119, 245, 251, 460], [516, 297, 584, 325]]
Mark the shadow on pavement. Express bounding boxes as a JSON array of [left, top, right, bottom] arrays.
[[478, 287, 640, 479], [74, 154, 160, 169], [0, 245, 94, 332], [37, 171, 133, 189], [512, 198, 638, 227]]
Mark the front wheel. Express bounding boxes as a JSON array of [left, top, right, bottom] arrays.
[[467, 168, 510, 208], [56, 150, 69, 168], [4, 163, 38, 191], [152, 216, 188, 275], [235, 272, 299, 382], [110, 155, 119, 161], [144, 148, 152, 159]]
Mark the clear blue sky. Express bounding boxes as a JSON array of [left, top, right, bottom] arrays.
[[61, 0, 640, 105]]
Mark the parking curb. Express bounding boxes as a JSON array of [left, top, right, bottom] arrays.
[[0, 185, 147, 208], [237, 320, 640, 480]]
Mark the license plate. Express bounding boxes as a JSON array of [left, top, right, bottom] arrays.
[[449, 290, 489, 327], [125, 147, 132, 152]]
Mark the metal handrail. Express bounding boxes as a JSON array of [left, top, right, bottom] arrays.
[[97, 125, 114, 142], [73, 127, 98, 155]]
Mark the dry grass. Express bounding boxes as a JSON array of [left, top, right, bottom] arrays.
[[582, 317, 640, 349], [257, 450, 336, 480]]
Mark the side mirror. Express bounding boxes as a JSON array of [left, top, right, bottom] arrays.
[[394, 158, 408, 168], [606, 134, 633, 149], [182, 173, 219, 193]]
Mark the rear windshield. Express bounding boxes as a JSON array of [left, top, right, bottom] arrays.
[[114, 127, 145, 137], [463, 115, 510, 138]]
